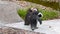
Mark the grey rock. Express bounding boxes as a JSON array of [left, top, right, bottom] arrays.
[[0, 27, 42, 34], [0, 1, 23, 23]]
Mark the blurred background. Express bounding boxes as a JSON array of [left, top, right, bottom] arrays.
[[0, 0, 60, 21]]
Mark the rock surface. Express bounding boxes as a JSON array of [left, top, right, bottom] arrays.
[[0, 27, 43, 34], [0, 1, 23, 23], [5, 19, 60, 34]]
